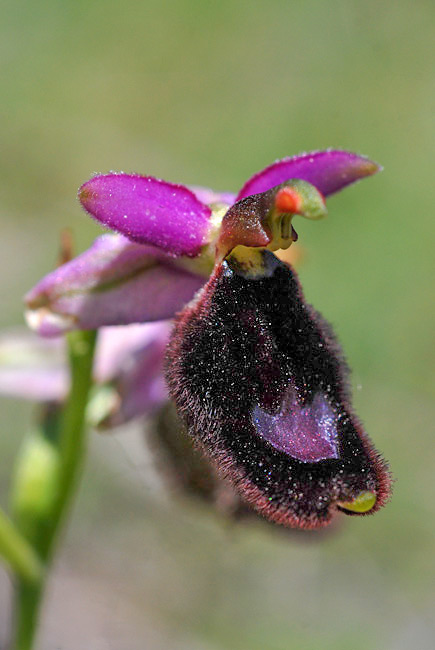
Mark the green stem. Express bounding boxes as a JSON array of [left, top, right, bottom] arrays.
[[13, 581, 44, 650], [0, 509, 42, 583], [12, 329, 97, 650], [44, 329, 97, 559]]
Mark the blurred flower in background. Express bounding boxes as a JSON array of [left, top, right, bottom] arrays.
[[0, 322, 170, 428]]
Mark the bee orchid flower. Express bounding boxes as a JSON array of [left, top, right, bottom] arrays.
[[22, 149, 391, 529]]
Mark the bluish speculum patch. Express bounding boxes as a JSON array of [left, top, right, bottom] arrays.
[[252, 388, 339, 462]]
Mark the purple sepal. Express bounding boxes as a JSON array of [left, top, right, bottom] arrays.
[[79, 174, 212, 257], [236, 150, 381, 201], [25, 235, 206, 336]]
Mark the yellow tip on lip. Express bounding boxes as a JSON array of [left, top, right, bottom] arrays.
[[338, 491, 376, 513]]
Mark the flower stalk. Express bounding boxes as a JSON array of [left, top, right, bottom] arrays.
[[8, 329, 97, 650], [46, 329, 97, 555]]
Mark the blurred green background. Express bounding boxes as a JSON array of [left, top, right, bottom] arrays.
[[1, 0, 434, 648]]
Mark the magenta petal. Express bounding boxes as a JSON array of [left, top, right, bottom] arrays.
[[25, 235, 206, 336], [79, 174, 212, 256], [236, 150, 381, 201]]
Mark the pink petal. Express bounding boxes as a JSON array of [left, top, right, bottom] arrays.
[[97, 324, 170, 428], [237, 150, 381, 201], [25, 235, 206, 336], [79, 174, 212, 257], [95, 322, 171, 382], [0, 329, 68, 401]]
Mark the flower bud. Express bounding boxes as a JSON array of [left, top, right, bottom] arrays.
[[10, 430, 61, 539]]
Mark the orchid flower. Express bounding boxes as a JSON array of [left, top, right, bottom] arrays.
[[22, 150, 391, 529]]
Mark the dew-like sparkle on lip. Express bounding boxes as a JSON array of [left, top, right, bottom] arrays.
[[252, 385, 339, 463]]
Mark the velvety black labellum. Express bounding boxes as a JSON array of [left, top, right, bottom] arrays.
[[166, 251, 391, 529]]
